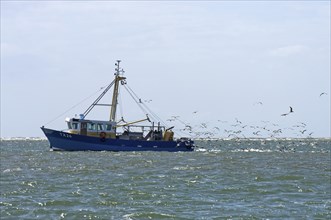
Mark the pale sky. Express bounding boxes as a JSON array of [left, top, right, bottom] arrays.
[[1, 1, 330, 138]]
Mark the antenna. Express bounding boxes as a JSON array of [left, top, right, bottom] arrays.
[[115, 60, 121, 75]]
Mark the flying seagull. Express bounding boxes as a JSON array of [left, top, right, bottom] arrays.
[[253, 131, 261, 136], [300, 129, 307, 134], [254, 101, 263, 106], [320, 92, 327, 97], [281, 106, 294, 116]]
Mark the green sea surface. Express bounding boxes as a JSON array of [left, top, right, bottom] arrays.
[[1, 138, 330, 219]]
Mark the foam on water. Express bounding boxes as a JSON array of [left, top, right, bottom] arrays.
[[0, 137, 47, 141], [0, 138, 330, 219]]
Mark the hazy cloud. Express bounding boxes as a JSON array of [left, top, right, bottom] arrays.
[[269, 45, 308, 57], [1, 1, 330, 137]]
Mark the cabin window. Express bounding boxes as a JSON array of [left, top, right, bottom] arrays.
[[88, 123, 96, 131], [72, 123, 79, 130], [106, 124, 112, 131], [67, 122, 72, 129], [98, 124, 104, 131]]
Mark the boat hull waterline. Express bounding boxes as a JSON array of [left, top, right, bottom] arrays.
[[41, 127, 194, 152]]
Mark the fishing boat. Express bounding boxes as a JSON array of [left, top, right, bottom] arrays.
[[41, 60, 194, 151]]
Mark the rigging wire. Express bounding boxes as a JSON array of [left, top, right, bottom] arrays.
[[172, 118, 194, 138], [123, 84, 168, 126], [124, 85, 188, 137], [44, 72, 184, 136], [124, 85, 154, 120], [83, 79, 115, 116], [43, 85, 108, 126], [140, 102, 168, 126], [122, 85, 149, 116]]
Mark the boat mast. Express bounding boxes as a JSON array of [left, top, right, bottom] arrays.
[[110, 60, 126, 122]]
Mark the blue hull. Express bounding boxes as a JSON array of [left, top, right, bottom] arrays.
[[41, 127, 194, 152]]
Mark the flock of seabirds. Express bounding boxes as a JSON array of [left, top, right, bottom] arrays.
[[158, 92, 329, 140]]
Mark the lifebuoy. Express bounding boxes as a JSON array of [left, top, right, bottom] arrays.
[[100, 132, 106, 141], [100, 132, 106, 138]]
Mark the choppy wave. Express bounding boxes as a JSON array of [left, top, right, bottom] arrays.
[[0, 137, 47, 141], [0, 139, 330, 219], [193, 138, 330, 153], [123, 212, 176, 219]]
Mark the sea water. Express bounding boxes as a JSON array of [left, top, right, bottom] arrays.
[[0, 138, 330, 219]]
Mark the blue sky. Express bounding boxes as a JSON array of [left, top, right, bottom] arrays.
[[1, 1, 330, 138]]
